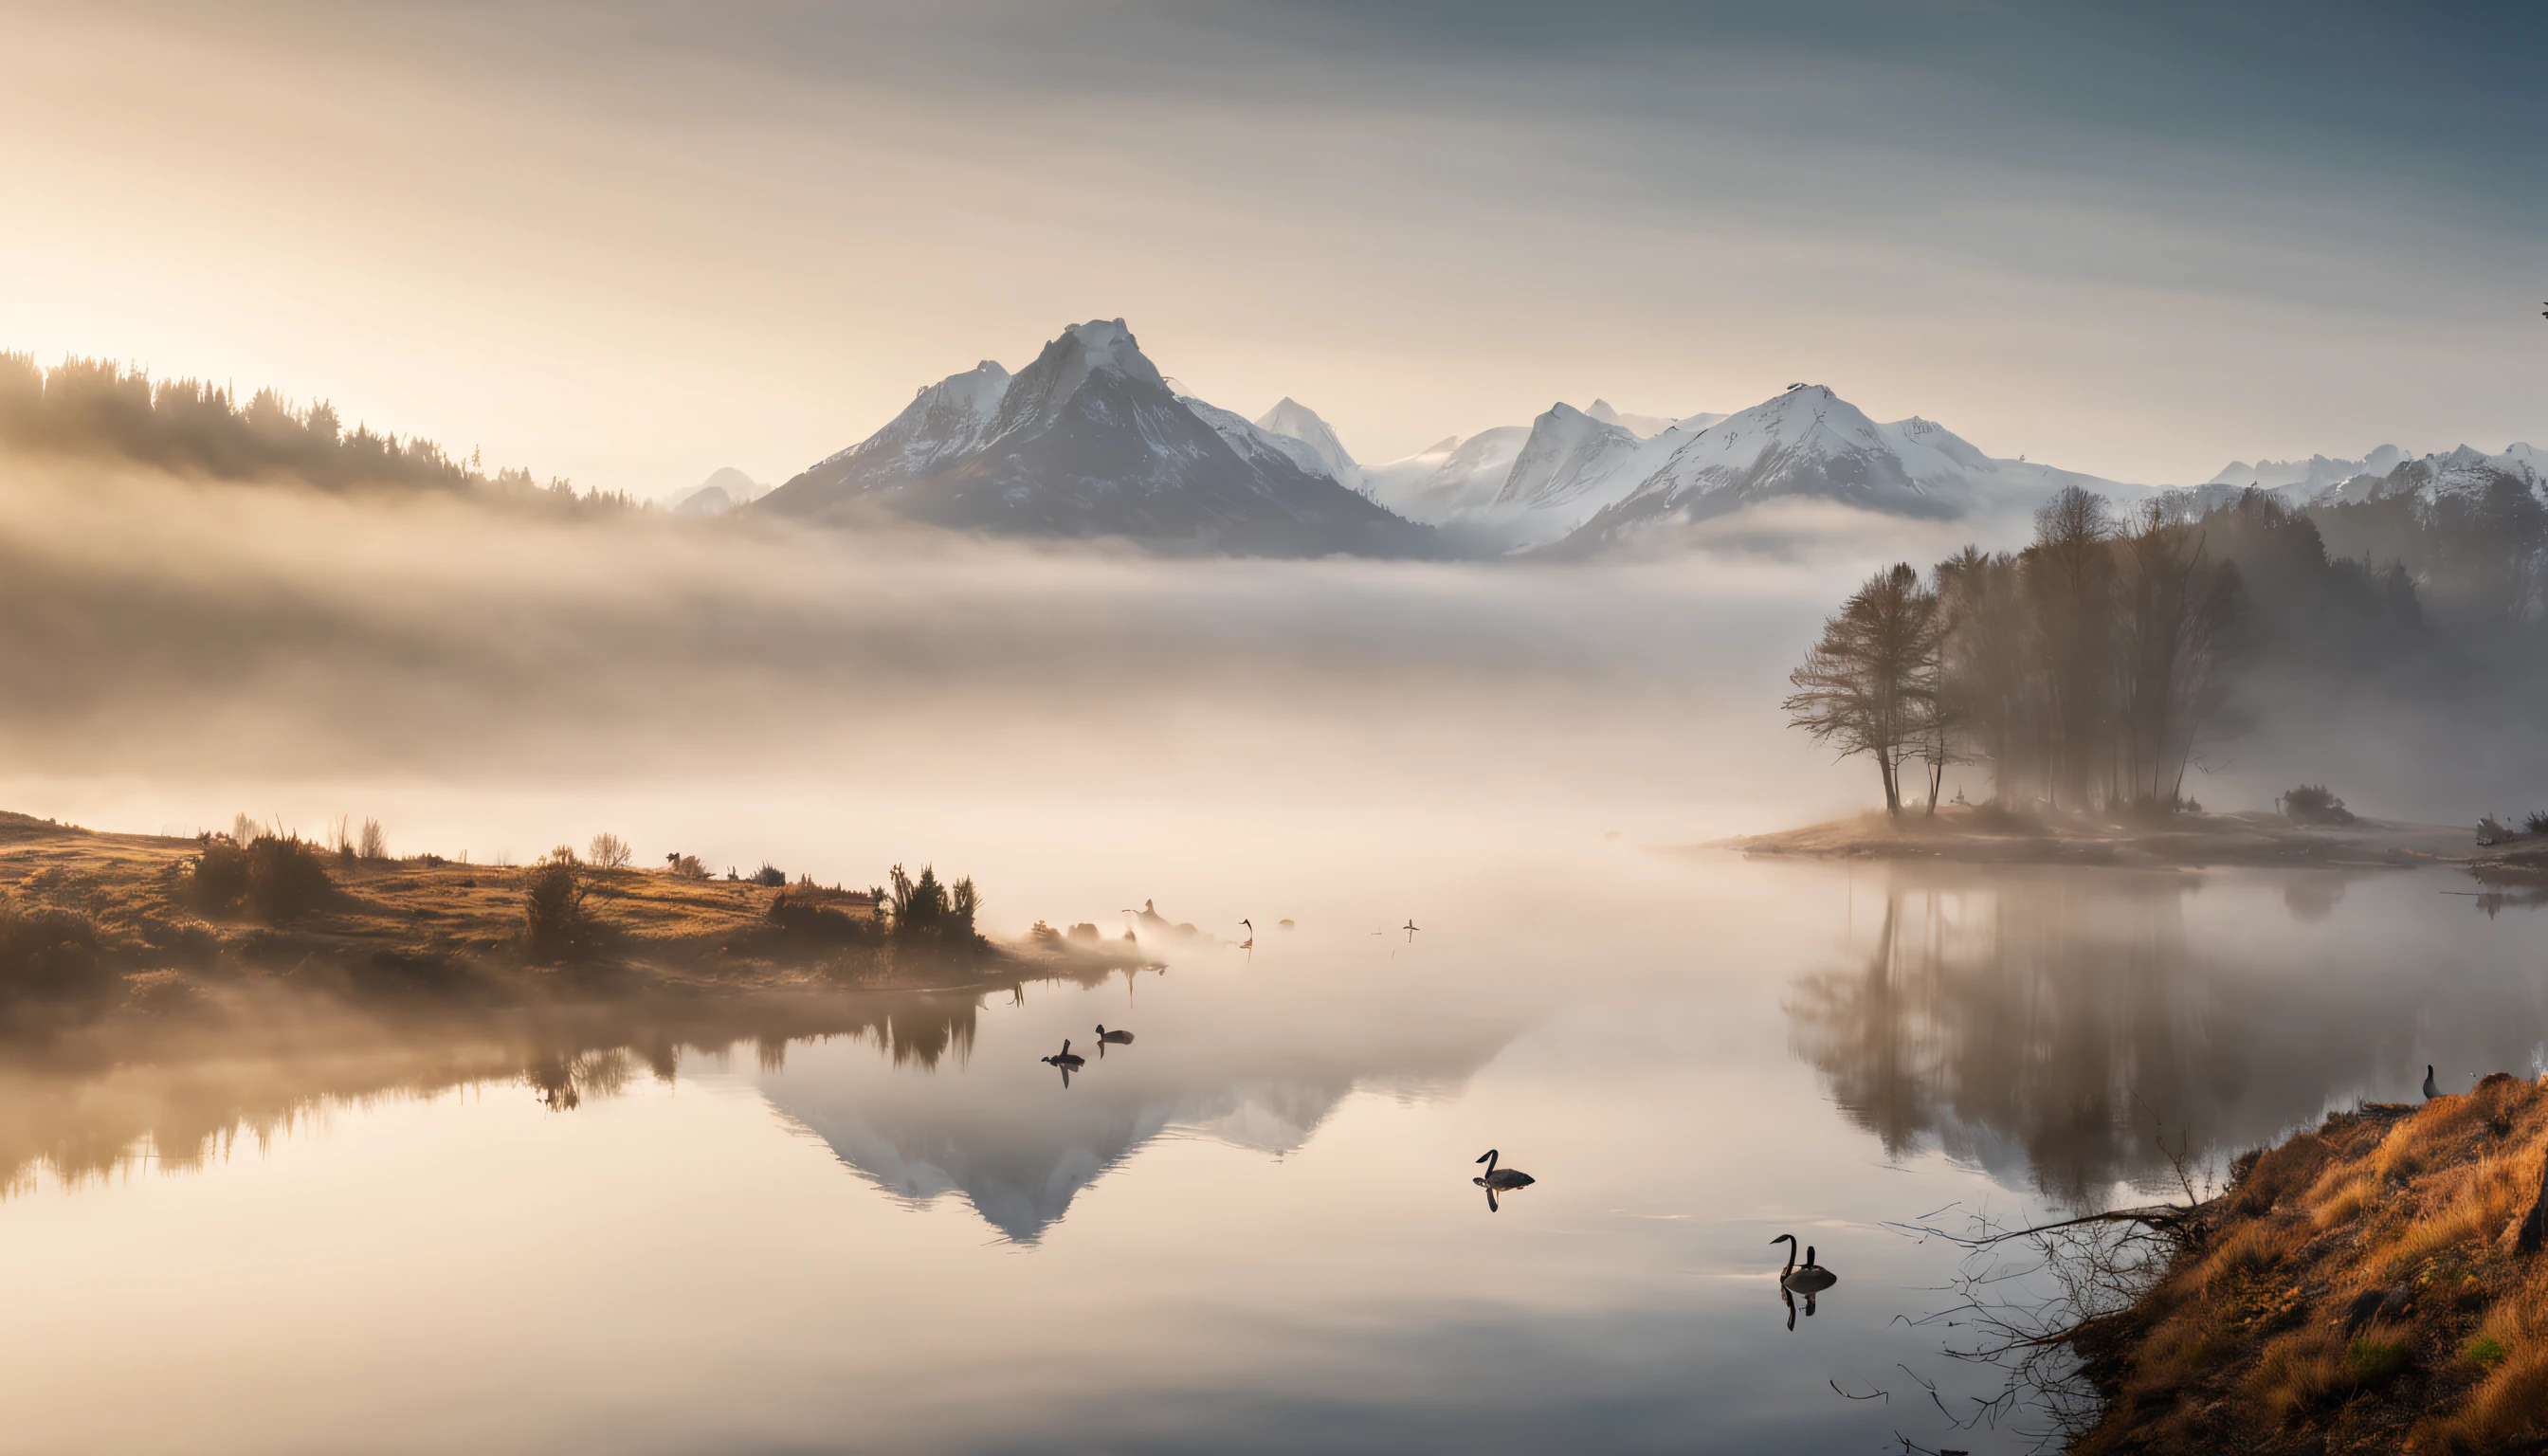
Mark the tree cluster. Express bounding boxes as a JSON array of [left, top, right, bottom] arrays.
[[0, 353, 642, 514], [1788, 487, 2248, 817], [883, 864, 983, 958], [2308, 465, 2547, 632]]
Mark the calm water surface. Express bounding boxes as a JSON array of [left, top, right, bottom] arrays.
[[2, 825, 2540, 1455]]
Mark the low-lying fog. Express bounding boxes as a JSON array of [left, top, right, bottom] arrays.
[[0, 458, 2536, 923]]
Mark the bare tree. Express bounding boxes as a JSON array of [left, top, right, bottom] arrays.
[[2022, 486, 2117, 810], [588, 831, 632, 869], [1784, 563, 1945, 818], [2115, 501, 2246, 810], [356, 816, 389, 860], [1936, 547, 2037, 809]]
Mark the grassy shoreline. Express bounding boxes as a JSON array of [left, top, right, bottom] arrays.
[[0, 810, 1150, 1039], [2068, 1076, 2548, 1453]]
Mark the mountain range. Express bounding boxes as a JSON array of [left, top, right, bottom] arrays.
[[756, 320, 1438, 557], [2196, 443, 2546, 511], [747, 318, 2540, 557]]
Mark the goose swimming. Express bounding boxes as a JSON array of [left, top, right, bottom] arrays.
[[1474, 1150, 1535, 1191], [1041, 1039, 1085, 1069], [1772, 1235, 1838, 1294], [1095, 1025, 1134, 1046]]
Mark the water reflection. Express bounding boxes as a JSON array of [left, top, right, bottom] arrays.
[[1786, 865, 2548, 1208], [757, 999, 1517, 1242], [0, 990, 989, 1195]]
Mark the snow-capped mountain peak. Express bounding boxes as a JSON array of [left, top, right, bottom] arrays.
[[1492, 402, 1644, 510], [808, 358, 1011, 478], [1182, 394, 1338, 482], [1536, 383, 2151, 555], [755, 318, 1436, 556], [1253, 397, 1356, 478]]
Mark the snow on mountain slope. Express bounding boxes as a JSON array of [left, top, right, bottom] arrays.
[[802, 360, 1012, 488], [756, 320, 1437, 556], [1253, 397, 1356, 478], [1457, 403, 1702, 549], [1182, 395, 1338, 482], [2300, 443, 2545, 508], [1362, 426, 1533, 524], [1493, 404, 1644, 511], [1542, 384, 2149, 555]]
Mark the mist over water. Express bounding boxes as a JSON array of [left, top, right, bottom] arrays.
[[3, 459, 2536, 861], [3, 458, 2546, 1453]]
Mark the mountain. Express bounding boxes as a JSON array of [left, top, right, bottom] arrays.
[[1351, 403, 1734, 548], [2283, 444, 2538, 512], [671, 465, 762, 517], [1495, 403, 1644, 512], [1466, 403, 1718, 549], [1253, 397, 1356, 478], [1357, 427, 1533, 524], [1543, 384, 2144, 555], [755, 321, 1436, 556], [2208, 446, 2408, 495], [1585, 399, 1681, 437]]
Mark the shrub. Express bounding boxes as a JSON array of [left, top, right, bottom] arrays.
[[2525, 811, 2548, 836], [752, 863, 787, 888], [883, 864, 982, 956], [357, 817, 388, 860], [245, 835, 334, 925], [522, 855, 598, 961], [663, 852, 707, 880], [2348, 1332, 2408, 1386], [589, 832, 632, 869], [2280, 785, 2356, 826], [0, 903, 111, 1002], [193, 832, 332, 925], [2479, 814, 2511, 845], [2466, 1334, 2509, 1370], [189, 833, 250, 910], [765, 888, 880, 948]]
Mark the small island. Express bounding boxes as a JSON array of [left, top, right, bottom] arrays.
[[1719, 804, 2484, 871]]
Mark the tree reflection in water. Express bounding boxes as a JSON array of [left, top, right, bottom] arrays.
[[0, 989, 988, 1195], [1785, 865, 2546, 1210]]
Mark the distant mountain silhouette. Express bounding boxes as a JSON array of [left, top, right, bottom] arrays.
[[756, 320, 1441, 557]]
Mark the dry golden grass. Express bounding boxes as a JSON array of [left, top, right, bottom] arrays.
[[2078, 1074, 2548, 1454], [0, 810, 1053, 1017]]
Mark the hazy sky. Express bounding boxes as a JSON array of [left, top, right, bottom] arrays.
[[3, 0, 2539, 498]]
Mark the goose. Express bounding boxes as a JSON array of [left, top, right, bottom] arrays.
[[1041, 1039, 1085, 1069], [2424, 1065, 2441, 1101], [1095, 1025, 1134, 1046], [1772, 1234, 1837, 1294], [1474, 1150, 1535, 1191], [1402, 919, 1421, 942]]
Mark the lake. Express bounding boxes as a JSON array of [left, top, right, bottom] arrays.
[[1, 808, 2537, 1455]]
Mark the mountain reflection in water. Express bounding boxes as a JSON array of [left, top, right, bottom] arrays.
[[1786, 864, 2548, 1208], [755, 983, 1518, 1241]]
